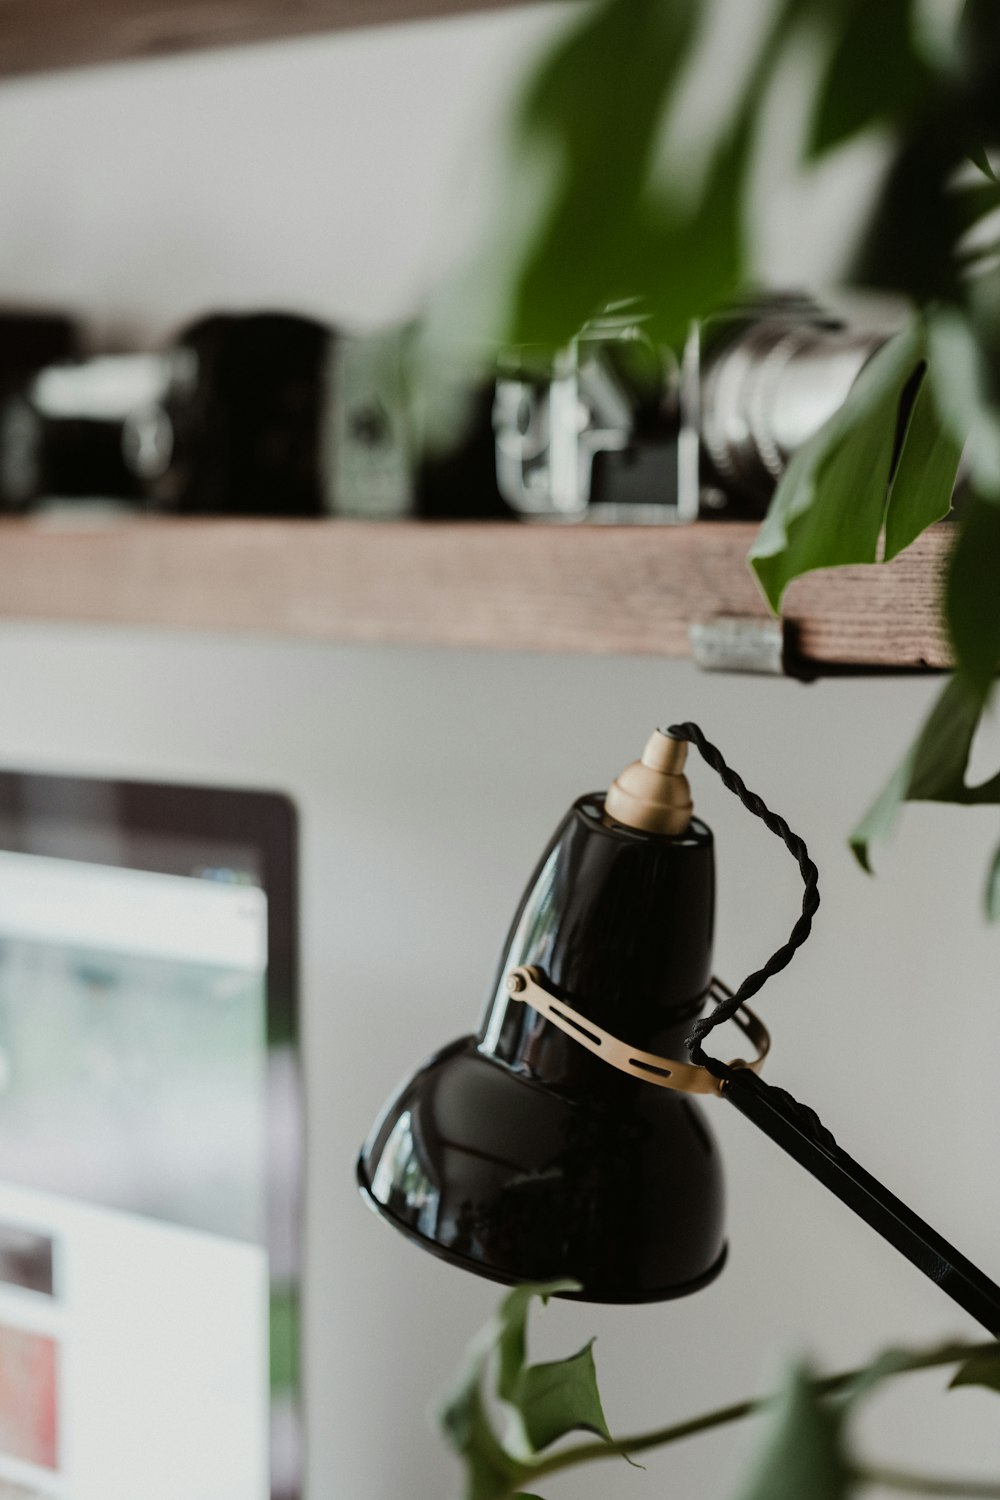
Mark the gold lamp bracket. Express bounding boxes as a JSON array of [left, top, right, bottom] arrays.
[[504, 967, 770, 1098]]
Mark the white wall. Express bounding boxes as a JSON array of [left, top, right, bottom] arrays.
[[0, 5, 569, 345], [0, 631, 998, 1499], [0, 0, 885, 345], [0, 6, 998, 1499]]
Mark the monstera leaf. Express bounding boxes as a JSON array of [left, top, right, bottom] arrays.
[[850, 674, 1000, 871], [806, 0, 932, 160], [749, 318, 960, 611]]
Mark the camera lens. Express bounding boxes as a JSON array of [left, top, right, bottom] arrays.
[[698, 314, 888, 510]]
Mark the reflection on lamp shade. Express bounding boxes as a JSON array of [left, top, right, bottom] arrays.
[[358, 792, 727, 1303]]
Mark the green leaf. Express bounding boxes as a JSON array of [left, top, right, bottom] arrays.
[[439, 1375, 529, 1500], [505, 0, 702, 347], [969, 144, 1000, 184], [850, 751, 916, 874], [986, 842, 1000, 921], [750, 320, 924, 612], [927, 310, 1000, 498], [638, 0, 813, 351], [950, 1345, 1000, 1393], [512, 1342, 612, 1453], [439, 1361, 530, 1500], [492, 1281, 577, 1411], [850, 674, 1000, 871], [883, 369, 961, 559], [808, 0, 930, 160], [731, 1362, 852, 1500], [946, 492, 1000, 694], [437, 1281, 614, 1499], [850, 120, 966, 304], [638, 118, 749, 350], [492, 1283, 611, 1459], [438, 1284, 574, 1500]]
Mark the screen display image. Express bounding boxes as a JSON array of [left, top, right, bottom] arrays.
[[0, 777, 300, 1500]]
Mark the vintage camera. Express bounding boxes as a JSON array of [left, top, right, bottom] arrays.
[[0, 310, 81, 505], [0, 313, 507, 519], [0, 313, 333, 515], [493, 303, 687, 522], [492, 295, 902, 522], [0, 296, 904, 522], [688, 294, 896, 516]]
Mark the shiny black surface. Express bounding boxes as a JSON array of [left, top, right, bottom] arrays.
[[482, 796, 716, 1086], [359, 794, 727, 1302]]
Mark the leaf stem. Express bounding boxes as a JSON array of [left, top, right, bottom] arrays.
[[855, 1465, 1000, 1497], [522, 1339, 997, 1486]]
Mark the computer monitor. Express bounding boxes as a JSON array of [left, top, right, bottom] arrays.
[[0, 772, 300, 1500]]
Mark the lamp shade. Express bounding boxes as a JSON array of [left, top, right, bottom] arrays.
[[358, 787, 727, 1303], [361, 723, 1000, 1331]]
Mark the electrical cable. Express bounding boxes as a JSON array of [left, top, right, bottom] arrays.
[[666, 721, 821, 1071]]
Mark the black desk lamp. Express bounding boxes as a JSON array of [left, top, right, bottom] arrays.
[[358, 724, 1000, 1335]]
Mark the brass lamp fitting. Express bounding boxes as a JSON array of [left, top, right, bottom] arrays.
[[604, 728, 693, 836]]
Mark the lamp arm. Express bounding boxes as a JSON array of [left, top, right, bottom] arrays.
[[722, 1068, 1000, 1338]]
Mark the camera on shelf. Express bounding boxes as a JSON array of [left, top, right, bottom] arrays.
[[492, 293, 903, 523], [493, 301, 686, 522], [0, 311, 508, 520], [0, 313, 333, 516], [0, 294, 905, 521]]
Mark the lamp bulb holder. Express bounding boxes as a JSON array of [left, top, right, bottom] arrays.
[[604, 727, 693, 836]]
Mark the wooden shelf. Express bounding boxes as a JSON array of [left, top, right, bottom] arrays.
[[0, 0, 554, 80], [0, 518, 950, 672]]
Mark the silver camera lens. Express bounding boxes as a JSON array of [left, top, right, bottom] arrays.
[[698, 315, 889, 507]]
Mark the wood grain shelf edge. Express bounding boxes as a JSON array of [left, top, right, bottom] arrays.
[[0, 0, 562, 81], [0, 518, 952, 670]]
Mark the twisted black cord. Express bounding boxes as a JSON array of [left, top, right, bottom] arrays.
[[666, 722, 821, 1079]]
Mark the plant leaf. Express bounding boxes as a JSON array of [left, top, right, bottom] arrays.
[[850, 674, 1000, 871], [437, 1280, 614, 1497], [807, 0, 930, 160], [512, 1341, 612, 1453], [750, 320, 924, 612], [950, 1345, 1000, 1393], [850, 118, 966, 304], [969, 144, 1000, 184], [505, 0, 701, 348], [438, 1374, 529, 1500], [492, 1281, 578, 1411], [492, 1283, 612, 1458], [731, 1362, 852, 1500], [438, 1284, 577, 1500], [986, 842, 1000, 921], [945, 491, 1000, 695], [638, 117, 749, 350], [927, 309, 1000, 498], [883, 369, 961, 559]]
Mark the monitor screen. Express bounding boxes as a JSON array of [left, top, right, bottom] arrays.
[[0, 774, 300, 1500]]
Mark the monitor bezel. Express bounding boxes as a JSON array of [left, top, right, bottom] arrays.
[[0, 768, 302, 1500]]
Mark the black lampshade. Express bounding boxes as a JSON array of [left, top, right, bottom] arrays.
[[362, 723, 1000, 1331], [358, 791, 727, 1303]]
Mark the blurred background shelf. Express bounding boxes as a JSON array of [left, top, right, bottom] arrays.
[[0, 0, 557, 79], [0, 518, 950, 670]]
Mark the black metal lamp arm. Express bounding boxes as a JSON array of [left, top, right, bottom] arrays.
[[723, 1067, 1000, 1338]]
